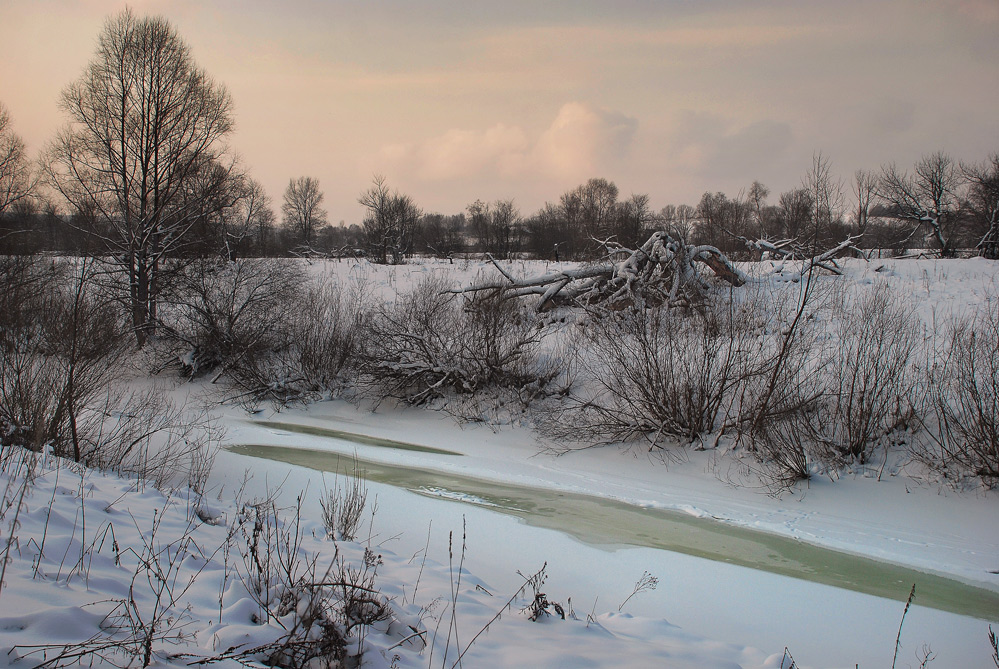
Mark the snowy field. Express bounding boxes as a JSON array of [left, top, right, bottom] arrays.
[[1, 256, 998, 668]]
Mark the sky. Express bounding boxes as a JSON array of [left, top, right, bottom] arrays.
[[2, 0, 998, 225]]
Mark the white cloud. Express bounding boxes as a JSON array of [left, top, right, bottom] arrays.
[[415, 123, 530, 181], [533, 102, 637, 180], [380, 102, 637, 185]]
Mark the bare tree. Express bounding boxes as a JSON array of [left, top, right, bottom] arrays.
[[282, 176, 327, 250], [179, 156, 249, 259], [775, 188, 814, 241], [747, 180, 771, 238], [877, 152, 964, 257], [175, 160, 273, 260], [551, 178, 620, 249], [660, 203, 696, 242], [804, 152, 846, 245], [468, 198, 521, 258], [962, 153, 999, 259], [695, 191, 751, 253], [417, 212, 464, 259], [0, 102, 35, 216], [229, 175, 274, 258], [358, 174, 420, 264], [45, 9, 233, 346], [853, 169, 877, 236], [614, 193, 653, 248]]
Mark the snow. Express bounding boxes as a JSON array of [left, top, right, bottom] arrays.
[[2, 257, 998, 669]]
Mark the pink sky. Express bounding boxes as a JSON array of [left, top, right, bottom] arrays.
[[2, 0, 997, 224]]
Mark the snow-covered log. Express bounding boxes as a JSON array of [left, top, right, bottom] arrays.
[[453, 232, 746, 311], [805, 234, 864, 275], [730, 232, 864, 277]]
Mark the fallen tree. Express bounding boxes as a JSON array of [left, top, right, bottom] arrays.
[[737, 234, 865, 276], [454, 232, 747, 311]]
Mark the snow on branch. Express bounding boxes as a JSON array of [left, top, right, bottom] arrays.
[[725, 230, 865, 277], [453, 232, 747, 311]]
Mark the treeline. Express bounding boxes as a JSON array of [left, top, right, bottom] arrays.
[[4, 155, 999, 263]]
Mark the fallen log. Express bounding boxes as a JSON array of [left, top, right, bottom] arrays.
[[453, 232, 747, 311]]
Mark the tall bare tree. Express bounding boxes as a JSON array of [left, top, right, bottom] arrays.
[[660, 203, 697, 242], [359, 174, 421, 264], [695, 191, 751, 252], [803, 152, 845, 244], [0, 102, 35, 216], [747, 180, 771, 238], [852, 169, 877, 236], [238, 177, 275, 256], [614, 193, 652, 248], [467, 198, 521, 259], [877, 152, 963, 257], [561, 177, 619, 244], [281, 176, 327, 249], [775, 188, 814, 240], [46, 9, 233, 345]]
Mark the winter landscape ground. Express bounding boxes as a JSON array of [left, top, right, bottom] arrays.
[[1, 256, 998, 669]]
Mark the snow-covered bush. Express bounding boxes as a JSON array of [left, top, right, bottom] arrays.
[[919, 296, 999, 487], [812, 283, 920, 464], [285, 271, 368, 398], [235, 496, 391, 668], [547, 300, 756, 450], [168, 263, 369, 407], [362, 275, 561, 408], [743, 280, 918, 485], [163, 257, 303, 379]]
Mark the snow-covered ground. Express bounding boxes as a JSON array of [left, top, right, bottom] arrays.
[[2, 257, 998, 668]]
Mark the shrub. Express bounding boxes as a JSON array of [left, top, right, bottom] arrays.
[[164, 258, 303, 378], [749, 404, 822, 493], [728, 275, 827, 488], [178, 265, 369, 407], [319, 458, 368, 542], [233, 496, 391, 668], [362, 276, 560, 408], [812, 283, 920, 464], [286, 271, 368, 398], [918, 297, 999, 487], [0, 259, 124, 459], [547, 300, 754, 451], [0, 258, 217, 489]]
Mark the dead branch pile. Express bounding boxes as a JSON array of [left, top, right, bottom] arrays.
[[454, 232, 747, 311]]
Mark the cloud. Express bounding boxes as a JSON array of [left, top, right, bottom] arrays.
[[669, 112, 794, 179], [379, 102, 637, 184], [411, 123, 529, 181], [533, 102, 637, 180]]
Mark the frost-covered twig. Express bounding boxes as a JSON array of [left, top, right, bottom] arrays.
[[618, 570, 658, 611]]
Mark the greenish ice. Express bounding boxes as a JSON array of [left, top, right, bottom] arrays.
[[229, 436, 999, 622]]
